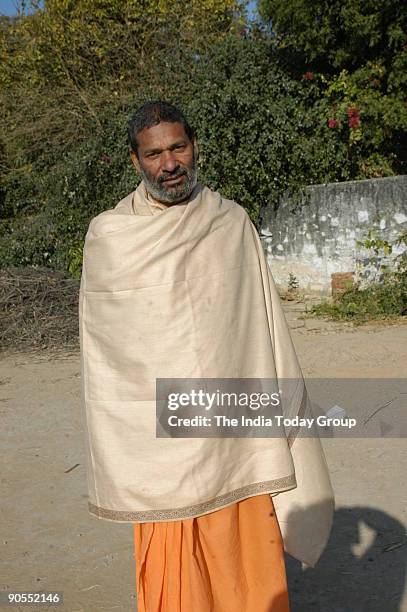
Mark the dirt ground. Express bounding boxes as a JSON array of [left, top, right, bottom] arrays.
[[1, 310, 406, 611]]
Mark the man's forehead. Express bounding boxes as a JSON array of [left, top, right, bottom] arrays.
[[137, 121, 189, 150]]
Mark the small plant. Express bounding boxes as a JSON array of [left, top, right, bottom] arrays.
[[310, 229, 407, 322], [288, 273, 299, 290], [283, 272, 301, 301], [67, 245, 83, 280], [356, 229, 392, 256]]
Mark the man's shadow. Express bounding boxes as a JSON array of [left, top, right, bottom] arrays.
[[284, 506, 406, 612]]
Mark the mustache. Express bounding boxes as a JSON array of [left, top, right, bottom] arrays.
[[158, 169, 188, 184]]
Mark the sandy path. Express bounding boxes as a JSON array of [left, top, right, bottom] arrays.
[[1, 315, 406, 611]]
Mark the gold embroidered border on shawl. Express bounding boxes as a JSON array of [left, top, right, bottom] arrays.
[[88, 474, 296, 522]]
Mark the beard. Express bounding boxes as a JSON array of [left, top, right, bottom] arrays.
[[139, 151, 198, 204]]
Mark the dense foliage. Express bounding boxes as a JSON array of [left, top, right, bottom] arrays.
[[258, 0, 407, 178], [0, 0, 406, 276], [258, 0, 406, 79]]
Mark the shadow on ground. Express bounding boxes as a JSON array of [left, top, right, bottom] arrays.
[[286, 506, 407, 612]]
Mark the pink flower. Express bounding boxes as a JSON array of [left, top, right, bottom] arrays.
[[348, 115, 361, 129], [303, 71, 314, 80], [100, 154, 112, 163], [328, 119, 339, 129]]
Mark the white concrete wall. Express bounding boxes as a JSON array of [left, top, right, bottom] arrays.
[[260, 176, 407, 294]]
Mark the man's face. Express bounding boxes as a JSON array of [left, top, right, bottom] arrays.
[[131, 121, 198, 204]]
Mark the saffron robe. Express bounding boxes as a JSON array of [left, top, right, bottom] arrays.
[[134, 494, 290, 612]]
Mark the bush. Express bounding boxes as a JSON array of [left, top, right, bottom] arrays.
[[311, 230, 407, 322]]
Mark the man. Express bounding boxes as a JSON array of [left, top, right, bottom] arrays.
[[79, 101, 334, 611]]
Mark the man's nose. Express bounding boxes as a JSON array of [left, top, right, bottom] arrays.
[[161, 150, 179, 173]]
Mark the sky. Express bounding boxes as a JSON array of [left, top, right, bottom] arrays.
[[0, 0, 258, 18], [0, 0, 19, 16], [0, 0, 41, 16]]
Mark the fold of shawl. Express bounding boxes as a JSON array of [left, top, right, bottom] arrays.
[[79, 180, 334, 566]]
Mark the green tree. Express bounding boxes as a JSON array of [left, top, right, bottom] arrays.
[[0, 1, 247, 271], [258, 0, 407, 177], [0, 0, 245, 161], [258, 0, 407, 86]]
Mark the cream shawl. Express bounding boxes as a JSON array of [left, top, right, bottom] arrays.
[[79, 181, 334, 567]]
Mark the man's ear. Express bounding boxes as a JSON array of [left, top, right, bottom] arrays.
[[130, 150, 140, 173]]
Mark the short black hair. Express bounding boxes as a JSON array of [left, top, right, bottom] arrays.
[[127, 100, 195, 156]]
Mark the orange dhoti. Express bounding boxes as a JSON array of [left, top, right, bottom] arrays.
[[133, 494, 290, 612]]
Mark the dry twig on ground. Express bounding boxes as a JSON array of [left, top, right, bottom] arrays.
[[0, 267, 80, 352]]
